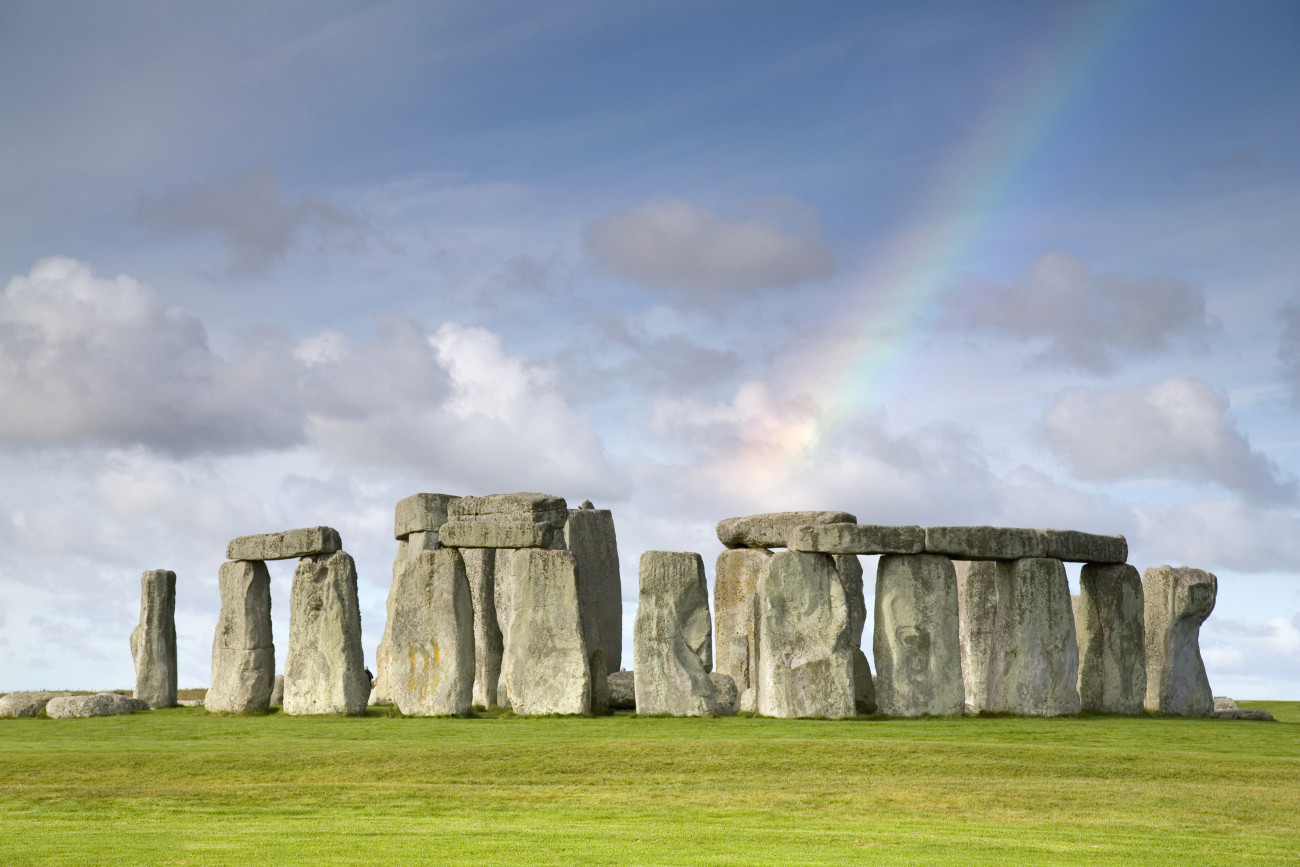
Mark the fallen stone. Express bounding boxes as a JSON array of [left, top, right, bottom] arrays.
[[394, 493, 459, 540], [269, 676, 284, 707], [757, 551, 855, 719], [439, 519, 553, 549], [717, 511, 857, 549], [790, 523, 924, 555], [874, 554, 964, 717], [986, 558, 1080, 716], [1039, 529, 1127, 565], [924, 526, 1047, 561], [388, 548, 475, 716], [955, 560, 999, 713], [448, 492, 568, 530], [284, 550, 370, 715], [564, 507, 623, 674], [1144, 565, 1217, 717], [1213, 696, 1238, 712], [713, 548, 771, 693], [45, 692, 149, 718], [462, 547, 502, 709], [608, 671, 636, 709], [1077, 563, 1146, 714], [226, 526, 342, 561], [0, 691, 71, 718], [710, 672, 739, 712], [130, 569, 178, 709], [739, 687, 756, 713], [206, 560, 275, 714], [1215, 707, 1274, 721], [633, 551, 729, 716], [178, 699, 204, 707]]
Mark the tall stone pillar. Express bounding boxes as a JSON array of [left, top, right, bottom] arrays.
[[1143, 565, 1216, 717], [284, 550, 370, 715], [955, 560, 999, 713], [207, 560, 275, 713], [713, 548, 770, 694], [130, 569, 177, 708], [564, 505, 622, 674], [1078, 563, 1146, 714], [874, 554, 964, 716], [986, 558, 1080, 716], [388, 548, 475, 716]]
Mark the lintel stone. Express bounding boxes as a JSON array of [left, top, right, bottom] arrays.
[[717, 511, 857, 549], [439, 519, 553, 549], [789, 523, 924, 555], [923, 526, 1046, 560], [226, 526, 341, 561], [1039, 529, 1127, 564], [448, 492, 568, 529], [395, 493, 459, 540]]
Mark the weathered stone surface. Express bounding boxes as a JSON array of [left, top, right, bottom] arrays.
[[739, 687, 756, 713], [718, 511, 857, 550], [284, 551, 370, 715], [1214, 696, 1238, 712], [1039, 529, 1128, 565], [498, 549, 594, 714], [713, 548, 771, 693], [835, 554, 866, 648], [1144, 565, 1217, 717], [388, 549, 475, 716], [207, 560, 275, 714], [757, 551, 855, 719], [633, 551, 729, 717], [448, 492, 568, 529], [461, 547, 502, 709], [0, 691, 71, 717], [395, 493, 459, 539], [851, 648, 877, 714], [374, 531, 441, 705], [955, 560, 999, 713], [874, 554, 964, 717], [226, 526, 342, 561], [439, 519, 553, 549], [130, 569, 177, 709], [269, 675, 284, 707], [608, 671, 636, 709], [710, 672, 739, 711], [564, 508, 622, 674], [986, 558, 1080, 716], [46, 692, 149, 718], [1216, 707, 1274, 721], [790, 523, 924, 555], [178, 699, 204, 707], [1077, 563, 1146, 714], [924, 526, 1047, 560]]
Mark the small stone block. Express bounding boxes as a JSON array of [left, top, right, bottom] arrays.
[[226, 526, 342, 561], [923, 526, 1047, 560], [395, 493, 460, 540], [789, 523, 924, 555], [439, 519, 554, 549]]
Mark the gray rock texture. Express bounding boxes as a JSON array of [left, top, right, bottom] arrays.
[[608, 671, 636, 709], [463, 547, 502, 709], [834, 554, 876, 713], [874, 554, 964, 717], [387, 548, 475, 716], [374, 530, 441, 704], [439, 519, 553, 549], [0, 691, 71, 717], [130, 569, 177, 709], [1144, 565, 1217, 717], [955, 560, 1000, 713], [717, 511, 857, 550], [1216, 707, 1274, 721], [207, 559, 275, 714], [757, 551, 855, 719], [710, 672, 739, 711], [46, 692, 149, 718], [790, 524, 924, 555], [448, 492, 568, 529], [924, 526, 1047, 561], [564, 507, 623, 674], [713, 548, 771, 693], [633, 551, 729, 717], [1077, 563, 1146, 714], [1214, 696, 1238, 712], [226, 526, 342, 561], [395, 493, 459, 539], [270, 675, 284, 707], [986, 558, 1080, 716], [1040, 530, 1127, 565], [851, 649, 877, 714], [739, 687, 756, 713], [284, 551, 370, 716]]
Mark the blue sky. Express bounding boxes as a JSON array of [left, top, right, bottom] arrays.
[[1, 0, 1297, 697]]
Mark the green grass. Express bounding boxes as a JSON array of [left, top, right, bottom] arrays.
[[1, 702, 1296, 865]]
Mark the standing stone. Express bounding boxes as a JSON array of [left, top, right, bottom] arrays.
[[374, 531, 440, 705], [564, 507, 622, 674], [955, 560, 1000, 713], [388, 549, 475, 716], [1077, 563, 1146, 714], [1144, 565, 1217, 717], [633, 551, 728, 716], [757, 551, 855, 719], [874, 554, 964, 717], [269, 675, 284, 707], [207, 560, 275, 714], [395, 493, 459, 539], [463, 547, 503, 709], [835, 554, 877, 714], [713, 548, 771, 693], [498, 549, 594, 715], [130, 569, 177, 709], [284, 550, 369, 715], [986, 558, 1080, 716]]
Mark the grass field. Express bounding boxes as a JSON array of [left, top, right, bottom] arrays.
[[1, 701, 1297, 865]]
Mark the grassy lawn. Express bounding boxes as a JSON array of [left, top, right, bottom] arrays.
[[0, 701, 1296, 865]]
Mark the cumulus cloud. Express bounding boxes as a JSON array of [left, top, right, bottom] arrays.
[[1043, 377, 1295, 504], [1202, 612, 1300, 699], [1128, 498, 1300, 573], [584, 196, 834, 299], [946, 251, 1220, 373], [138, 167, 367, 274], [1280, 304, 1300, 408]]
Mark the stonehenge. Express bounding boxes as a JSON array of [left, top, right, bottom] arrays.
[[1144, 565, 1217, 717], [130, 569, 177, 709], [284, 550, 370, 715]]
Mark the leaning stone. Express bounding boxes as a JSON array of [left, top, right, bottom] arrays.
[[633, 551, 728, 717], [874, 554, 964, 716], [207, 560, 275, 714], [757, 552, 855, 719], [790, 523, 924, 555], [1039, 529, 1128, 565], [226, 526, 342, 561], [608, 671, 636, 709], [710, 672, 739, 712], [1077, 563, 1146, 714], [448, 492, 568, 530], [1213, 696, 1238, 712], [439, 519, 553, 549], [463, 548, 503, 709], [45, 692, 149, 719], [0, 691, 71, 718], [130, 569, 178, 709], [1144, 565, 1217, 717], [388, 549, 475, 716], [284, 551, 370, 715], [564, 508, 623, 674], [835, 554, 867, 648], [717, 511, 856, 549], [986, 558, 1080, 716], [955, 560, 1000, 713], [395, 493, 459, 540], [269, 675, 284, 707], [713, 548, 771, 693], [924, 526, 1047, 560]]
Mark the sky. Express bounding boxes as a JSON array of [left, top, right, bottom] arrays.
[[1, 0, 1297, 698]]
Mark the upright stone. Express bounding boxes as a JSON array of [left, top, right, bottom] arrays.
[[463, 547, 503, 709], [564, 506, 622, 674], [374, 530, 439, 705], [284, 550, 369, 715], [757, 551, 855, 719], [835, 554, 876, 714], [388, 549, 475, 716], [1143, 565, 1217, 717], [713, 548, 771, 693], [955, 560, 1000, 713], [1077, 563, 1146, 714], [633, 551, 728, 716], [874, 554, 964, 716], [717, 511, 856, 549], [395, 493, 459, 540], [986, 558, 1080, 716], [130, 569, 177, 708], [207, 560, 275, 713]]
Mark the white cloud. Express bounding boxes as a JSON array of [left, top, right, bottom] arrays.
[[1128, 498, 1300, 574], [1202, 612, 1300, 700], [1044, 377, 1295, 505], [584, 197, 833, 298]]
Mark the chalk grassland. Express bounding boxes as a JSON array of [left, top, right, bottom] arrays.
[[0, 702, 1296, 865]]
